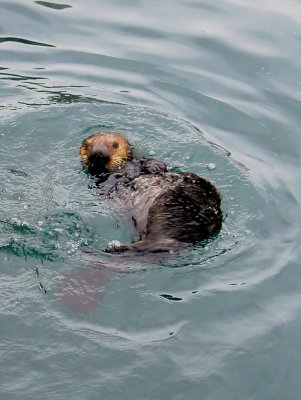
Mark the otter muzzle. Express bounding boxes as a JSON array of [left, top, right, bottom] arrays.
[[87, 149, 110, 175]]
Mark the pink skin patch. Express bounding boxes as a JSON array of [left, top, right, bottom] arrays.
[[57, 262, 121, 313], [56, 251, 145, 313]]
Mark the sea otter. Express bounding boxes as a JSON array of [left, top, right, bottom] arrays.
[[80, 132, 222, 254]]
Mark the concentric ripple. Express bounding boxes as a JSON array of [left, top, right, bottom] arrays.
[[1, 0, 301, 398], [0, 101, 292, 291]]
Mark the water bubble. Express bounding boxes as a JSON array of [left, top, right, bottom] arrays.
[[107, 240, 121, 249], [11, 217, 21, 225], [148, 150, 156, 156], [207, 163, 216, 171]]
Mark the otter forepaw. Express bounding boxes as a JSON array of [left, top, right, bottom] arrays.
[[103, 244, 129, 253]]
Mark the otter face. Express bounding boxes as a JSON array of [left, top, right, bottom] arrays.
[[80, 132, 133, 175]]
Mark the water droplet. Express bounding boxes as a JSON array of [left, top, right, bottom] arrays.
[[207, 163, 216, 171], [11, 217, 21, 225], [107, 240, 121, 248]]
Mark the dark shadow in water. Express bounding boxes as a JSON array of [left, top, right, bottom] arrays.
[[0, 37, 55, 48], [35, 1, 72, 10], [47, 92, 108, 105], [45, 88, 123, 105], [35, 267, 47, 294], [17, 83, 124, 106], [8, 168, 29, 178], [160, 294, 183, 301], [0, 72, 47, 81], [0, 239, 56, 262]]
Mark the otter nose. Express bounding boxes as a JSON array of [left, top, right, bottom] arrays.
[[87, 148, 110, 175], [90, 148, 110, 162], [91, 150, 107, 159]]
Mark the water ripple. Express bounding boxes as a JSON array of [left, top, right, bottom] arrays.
[[0, 36, 55, 47], [1, 0, 301, 398]]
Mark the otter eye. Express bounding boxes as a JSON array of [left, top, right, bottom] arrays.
[[112, 142, 119, 149]]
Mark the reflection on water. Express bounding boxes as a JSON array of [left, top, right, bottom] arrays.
[[0, 36, 55, 47], [1, 0, 301, 399]]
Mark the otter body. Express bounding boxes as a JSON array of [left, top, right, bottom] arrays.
[[80, 132, 222, 253]]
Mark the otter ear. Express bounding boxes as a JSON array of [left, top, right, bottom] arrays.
[[80, 137, 89, 148]]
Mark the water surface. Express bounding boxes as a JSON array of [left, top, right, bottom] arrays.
[[1, 0, 301, 399]]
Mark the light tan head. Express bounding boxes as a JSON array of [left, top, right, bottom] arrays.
[[80, 132, 133, 175]]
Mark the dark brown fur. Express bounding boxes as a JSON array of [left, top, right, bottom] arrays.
[[80, 132, 222, 254]]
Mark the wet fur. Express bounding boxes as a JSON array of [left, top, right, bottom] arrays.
[[80, 132, 222, 254]]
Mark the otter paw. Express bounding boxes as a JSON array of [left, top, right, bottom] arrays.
[[103, 240, 129, 253]]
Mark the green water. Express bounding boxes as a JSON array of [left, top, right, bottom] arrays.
[[1, 0, 301, 399]]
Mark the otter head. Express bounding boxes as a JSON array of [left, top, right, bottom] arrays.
[[80, 132, 133, 176]]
